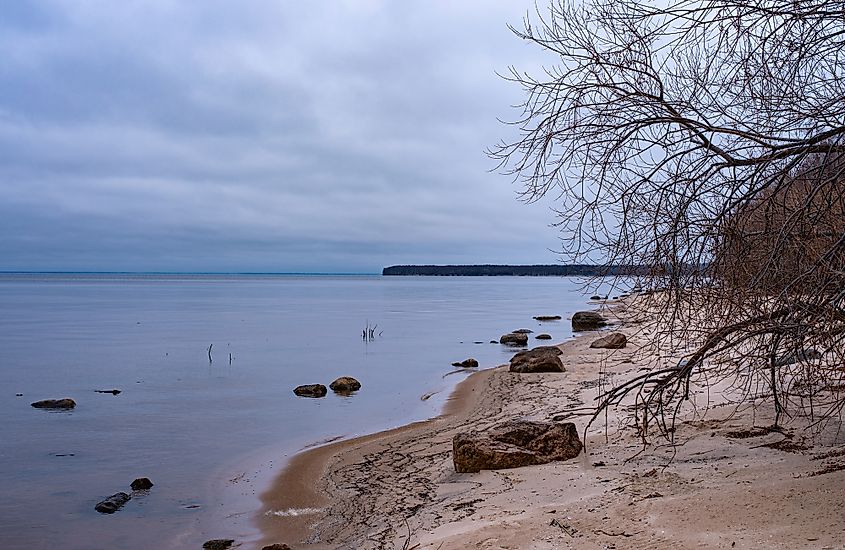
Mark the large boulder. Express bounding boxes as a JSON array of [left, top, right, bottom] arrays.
[[571, 311, 608, 331], [500, 333, 529, 346], [590, 332, 627, 349], [293, 384, 327, 398], [509, 346, 565, 373], [95, 492, 131, 514], [31, 398, 75, 409], [329, 377, 361, 393], [453, 420, 582, 473], [451, 358, 479, 369]]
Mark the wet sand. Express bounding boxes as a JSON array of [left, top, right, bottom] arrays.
[[258, 299, 845, 549]]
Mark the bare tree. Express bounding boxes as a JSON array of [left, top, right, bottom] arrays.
[[491, 0, 845, 439]]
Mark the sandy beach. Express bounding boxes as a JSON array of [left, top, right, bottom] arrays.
[[259, 299, 845, 549]]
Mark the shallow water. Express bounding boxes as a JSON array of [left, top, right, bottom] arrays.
[[0, 274, 595, 548]]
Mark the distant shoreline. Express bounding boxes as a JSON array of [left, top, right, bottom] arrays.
[[382, 264, 647, 276]]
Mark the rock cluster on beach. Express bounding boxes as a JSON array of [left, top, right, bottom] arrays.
[[509, 346, 565, 373], [453, 420, 583, 473], [294, 376, 362, 398]]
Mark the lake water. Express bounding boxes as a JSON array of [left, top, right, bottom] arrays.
[[0, 274, 593, 549]]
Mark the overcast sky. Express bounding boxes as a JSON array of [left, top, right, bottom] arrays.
[[0, 1, 563, 273]]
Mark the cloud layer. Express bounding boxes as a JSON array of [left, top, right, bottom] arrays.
[[0, 1, 560, 272]]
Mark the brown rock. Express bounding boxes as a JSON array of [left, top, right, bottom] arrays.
[[509, 346, 565, 373], [31, 398, 76, 409], [329, 377, 361, 393], [512, 328, 533, 334], [203, 540, 235, 550], [589, 332, 627, 349], [451, 358, 479, 368], [500, 333, 529, 346], [453, 420, 582, 473], [130, 477, 153, 490], [535, 333, 552, 340], [293, 384, 327, 398], [571, 311, 608, 331], [262, 545, 291, 550]]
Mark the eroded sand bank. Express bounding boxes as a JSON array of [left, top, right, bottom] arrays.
[[259, 300, 845, 549]]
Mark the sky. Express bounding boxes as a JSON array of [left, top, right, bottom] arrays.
[[0, 1, 563, 273]]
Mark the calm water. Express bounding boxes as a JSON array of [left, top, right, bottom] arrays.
[[0, 274, 591, 549]]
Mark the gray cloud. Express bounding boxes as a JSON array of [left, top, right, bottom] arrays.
[[0, 1, 560, 272]]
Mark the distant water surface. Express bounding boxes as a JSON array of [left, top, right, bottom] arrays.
[[0, 274, 592, 548]]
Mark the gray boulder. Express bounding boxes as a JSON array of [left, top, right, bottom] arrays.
[[590, 332, 627, 349], [500, 333, 529, 346], [571, 311, 608, 331], [453, 420, 582, 473]]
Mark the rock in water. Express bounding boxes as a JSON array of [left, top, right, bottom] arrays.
[[262, 545, 292, 550], [451, 358, 479, 368], [453, 420, 582, 473], [95, 492, 131, 514], [329, 377, 362, 393], [590, 332, 627, 349], [203, 540, 235, 550], [130, 477, 153, 490], [499, 333, 529, 347], [571, 311, 608, 331], [533, 315, 562, 321], [293, 384, 327, 398], [31, 398, 76, 409], [509, 346, 565, 373], [535, 333, 552, 340], [512, 328, 533, 334], [95, 389, 121, 395]]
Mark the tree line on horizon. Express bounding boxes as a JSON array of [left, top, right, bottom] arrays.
[[382, 264, 651, 276]]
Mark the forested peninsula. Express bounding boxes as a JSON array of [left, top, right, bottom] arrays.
[[381, 264, 646, 276]]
